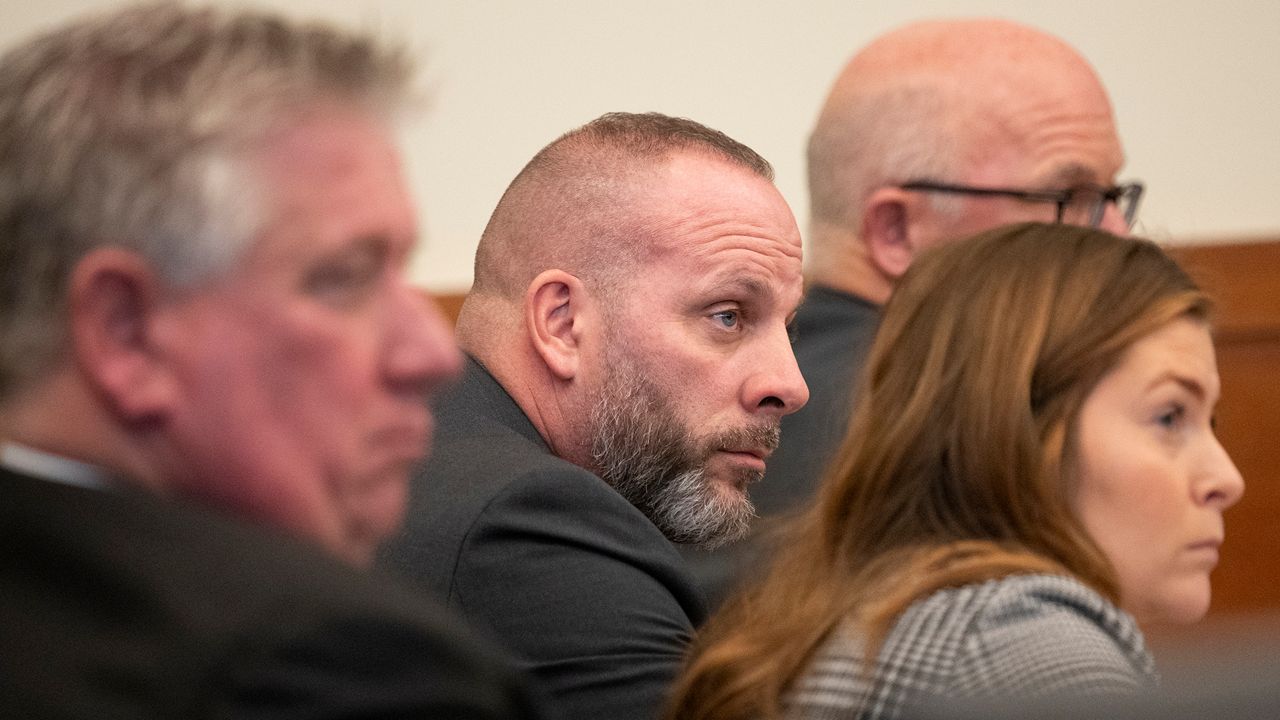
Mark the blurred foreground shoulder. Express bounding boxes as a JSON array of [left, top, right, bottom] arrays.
[[0, 471, 550, 720]]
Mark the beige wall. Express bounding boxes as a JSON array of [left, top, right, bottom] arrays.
[[4, 1, 1278, 291]]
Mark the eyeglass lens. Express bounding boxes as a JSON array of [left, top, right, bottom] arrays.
[[1060, 186, 1140, 228]]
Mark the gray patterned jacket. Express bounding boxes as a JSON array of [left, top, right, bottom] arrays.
[[782, 574, 1157, 719]]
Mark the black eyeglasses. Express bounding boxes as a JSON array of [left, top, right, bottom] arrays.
[[898, 180, 1144, 229]]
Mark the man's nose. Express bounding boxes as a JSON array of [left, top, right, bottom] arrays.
[[385, 285, 462, 394]]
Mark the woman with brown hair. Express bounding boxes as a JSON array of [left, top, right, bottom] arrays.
[[667, 222, 1243, 720]]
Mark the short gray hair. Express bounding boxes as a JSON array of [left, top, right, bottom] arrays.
[[0, 1, 412, 399]]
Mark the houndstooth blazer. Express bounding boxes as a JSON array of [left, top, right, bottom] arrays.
[[782, 574, 1157, 720]]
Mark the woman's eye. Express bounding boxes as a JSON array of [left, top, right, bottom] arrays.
[[711, 309, 739, 329]]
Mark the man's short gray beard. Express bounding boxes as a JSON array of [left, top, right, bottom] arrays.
[[588, 368, 767, 549]]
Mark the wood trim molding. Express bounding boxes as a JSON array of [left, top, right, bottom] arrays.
[[1168, 239, 1280, 341], [429, 291, 467, 327]]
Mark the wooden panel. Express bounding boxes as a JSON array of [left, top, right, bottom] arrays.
[[1168, 240, 1280, 618], [1170, 239, 1280, 341], [428, 291, 467, 326], [1209, 340, 1280, 614]]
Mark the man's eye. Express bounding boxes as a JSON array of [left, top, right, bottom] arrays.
[[304, 253, 382, 304], [711, 309, 740, 329], [1156, 404, 1186, 430], [307, 262, 369, 293], [1065, 186, 1106, 211]]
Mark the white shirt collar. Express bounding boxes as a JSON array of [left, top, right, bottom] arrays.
[[0, 443, 109, 490]]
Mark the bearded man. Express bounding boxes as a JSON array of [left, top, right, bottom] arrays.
[[381, 112, 809, 720]]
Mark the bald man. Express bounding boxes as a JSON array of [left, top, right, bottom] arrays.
[[381, 113, 808, 720], [683, 18, 1144, 605]]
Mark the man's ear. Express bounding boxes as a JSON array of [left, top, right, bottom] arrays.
[[862, 187, 920, 280], [67, 247, 177, 421], [525, 269, 589, 381]]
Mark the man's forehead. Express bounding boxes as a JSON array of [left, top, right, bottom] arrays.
[[254, 109, 398, 178], [958, 80, 1124, 187], [703, 265, 805, 308], [644, 155, 797, 238], [241, 111, 416, 264], [645, 221, 805, 302]]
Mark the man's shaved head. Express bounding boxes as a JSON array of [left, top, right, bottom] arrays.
[[469, 112, 774, 306]]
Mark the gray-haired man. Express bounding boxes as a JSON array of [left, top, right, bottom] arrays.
[[0, 4, 543, 717]]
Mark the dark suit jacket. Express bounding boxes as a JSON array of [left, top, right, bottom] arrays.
[[0, 465, 546, 719], [381, 357, 706, 720], [754, 285, 880, 516]]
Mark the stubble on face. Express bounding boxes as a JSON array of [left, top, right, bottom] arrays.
[[587, 350, 779, 549]]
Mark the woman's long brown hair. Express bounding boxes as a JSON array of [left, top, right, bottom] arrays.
[[667, 223, 1209, 720]]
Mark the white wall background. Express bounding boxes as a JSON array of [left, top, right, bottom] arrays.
[[4, 1, 1278, 292]]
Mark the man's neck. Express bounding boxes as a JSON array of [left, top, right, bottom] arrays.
[[806, 226, 893, 305], [1, 372, 164, 494]]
